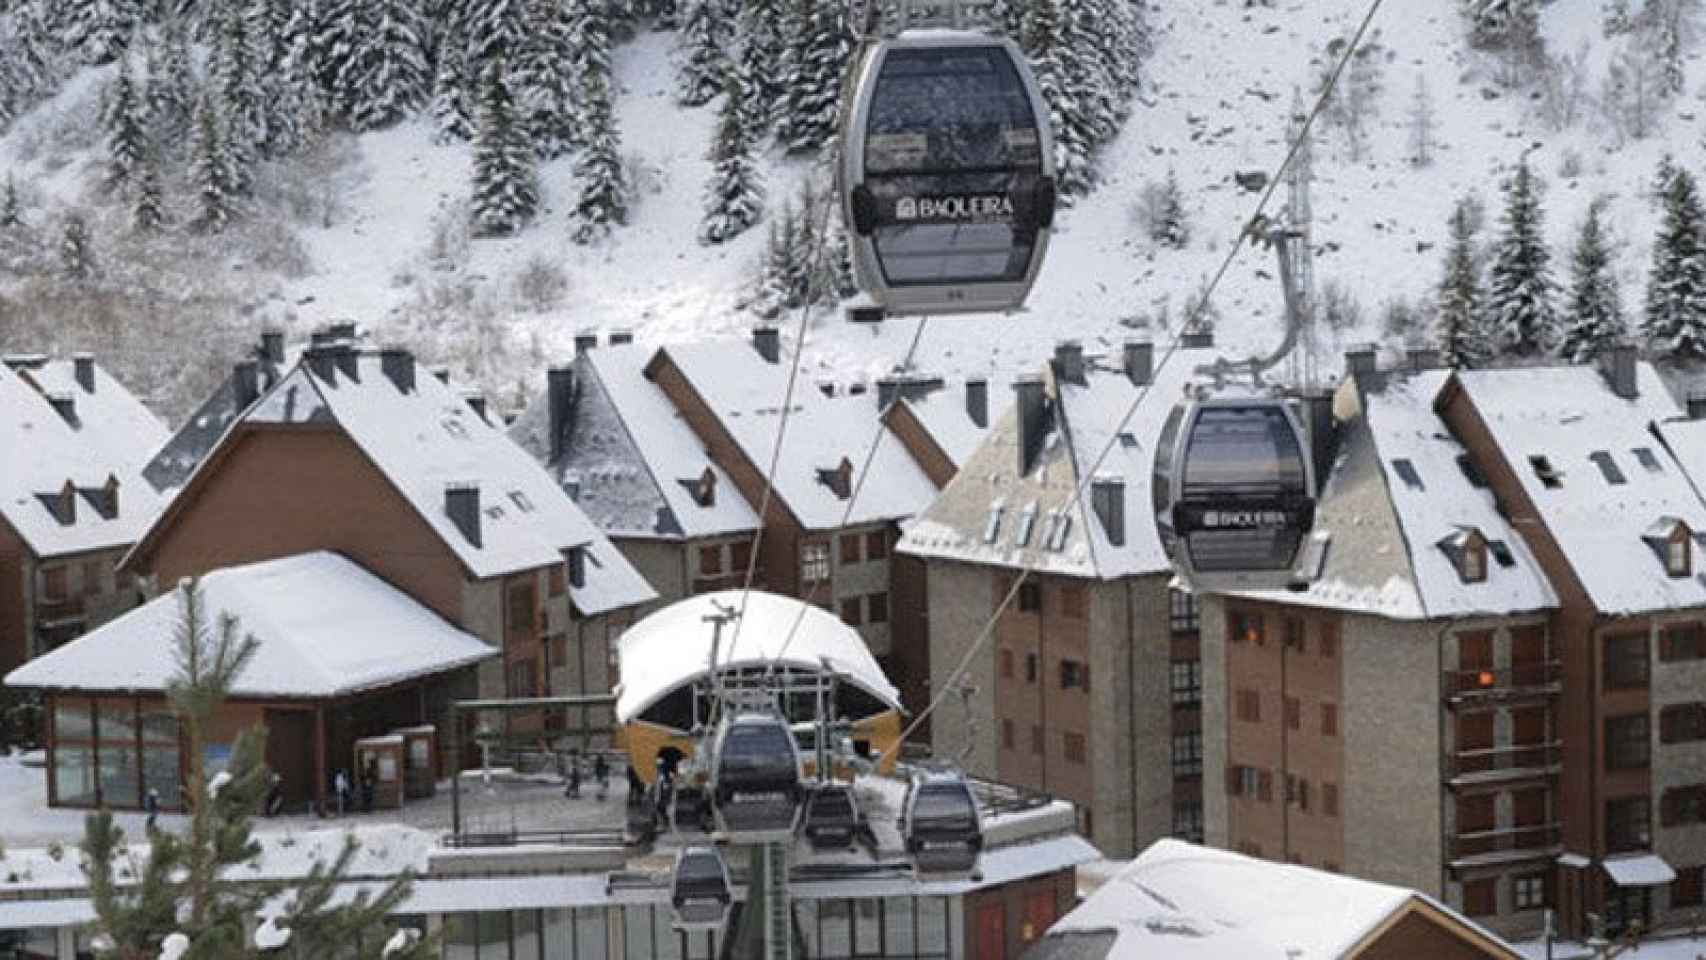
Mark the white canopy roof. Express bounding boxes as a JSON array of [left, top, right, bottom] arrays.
[[614, 590, 902, 723], [1603, 853, 1676, 887]]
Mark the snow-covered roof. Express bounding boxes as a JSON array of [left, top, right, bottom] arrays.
[[131, 349, 655, 614], [894, 376, 1009, 470], [508, 344, 760, 540], [4, 552, 497, 698], [1035, 839, 1521, 960], [900, 345, 1217, 580], [143, 338, 300, 493], [614, 590, 902, 723], [657, 341, 938, 530], [0, 359, 169, 558], [1454, 364, 1706, 616]]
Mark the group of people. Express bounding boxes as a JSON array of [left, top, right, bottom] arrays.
[[327, 756, 381, 817], [564, 750, 611, 800]]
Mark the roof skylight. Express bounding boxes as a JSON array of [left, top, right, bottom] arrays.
[[1632, 447, 1663, 473], [1589, 451, 1626, 486], [1391, 458, 1424, 491]]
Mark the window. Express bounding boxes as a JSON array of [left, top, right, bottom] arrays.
[[1063, 732, 1086, 764], [1169, 588, 1199, 632], [1323, 782, 1340, 818], [1662, 624, 1706, 661], [1025, 653, 1039, 683], [508, 490, 535, 512], [1230, 610, 1264, 645], [1030, 724, 1044, 754], [507, 583, 535, 633], [1604, 633, 1650, 690], [1046, 511, 1073, 551], [1283, 696, 1301, 730], [1059, 659, 1088, 691], [1171, 732, 1202, 777], [1661, 785, 1706, 826], [699, 545, 723, 576], [1321, 702, 1339, 737], [41, 566, 67, 602], [840, 597, 863, 626], [1226, 764, 1262, 798], [983, 503, 1005, 543], [1462, 878, 1497, 917], [1606, 795, 1652, 853], [82, 559, 104, 596], [1258, 769, 1273, 802], [1457, 453, 1488, 488], [840, 533, 863, 565], [1018, 581, 1041, 612], [1529, 455, 1562, 489], [1606, 714, 1651, 770], [510, 659, 537, 697], [730, 538, 753, 574], [1287, 775, 1310, 812], [1119, 432, 1138, 448], [1513, 874, 1548, 911], [865, 529, 888, 560], [1319, 621, 1338, 658], [1058, 584, 1088, 619], [1488, 540, 1516, 567], [1390, 458, 1424, 490], [547, 564, 565, 597], [1170, 660, 1202, 705], [1002, 719, 1015, 750], [1633, 447, 1664, 473], [999, 649, 1014, 679], [1662, 703, 1706, 743], [1462, 543, 1486, 583], [1669, 535, 1691, 578], [867, 592, 888, 624], [801, 541, 830, 583], [1014, 502, 1038, 547], [1590, 451, 1628, 485], [1172, 801, 1204, 843], [1674, 866, 1705, 908], [1235, 688, 1261, 723]]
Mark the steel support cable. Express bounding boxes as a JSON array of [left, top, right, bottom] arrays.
[[875, 0, 1387, 762]]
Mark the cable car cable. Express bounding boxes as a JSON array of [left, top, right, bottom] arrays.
[[872, 0, 1387, 763]]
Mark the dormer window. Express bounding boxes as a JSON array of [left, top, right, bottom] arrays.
[[78, 474, 120, 520], [1013, 501, 1038, 547], [1438, 526, 1488, 584], [1643, 517, 1693, 578], [1670, 538, 1689, 577], [680, 467, 717, 507], [1529, 455, 1562, 489], [38, 480, 78, 526], [983, 502, 1005, 544], [1463, 543, 1485, 582], [817, 457, 854, 500]]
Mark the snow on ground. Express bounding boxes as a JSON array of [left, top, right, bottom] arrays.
[[1513, 932, 1706, 960]]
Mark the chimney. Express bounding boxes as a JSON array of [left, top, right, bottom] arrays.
[[310, 330, 334, 350], [547, 365, 576, 461], [574, 331, 598, 356], [1053, 340, 1085, 385], [609, 329, 634, 346], [101, 473, 119, 519], [567, 546, 586, 588], [1297, 390, 1337, 489], [1689, 392, 1706, 420], [1181, 329, 1214, 348], [1123, 339, 1153, 386], [1601, 342, 1638, 400], [1405, 346, 1440, 371], [1345, 343, 1378, 382], [564, 471, 582, 502], [327, 321, 357, 341], [445, 484, 481, 547], [752, 325, 781, 364], [1014, 375, 1048, 476], [72, 353, 95, 393], [233, 360, 260, 409], [380, 347, 415, 393], [817, 381, 837, 398], [48, 392, 77, 426], [260, 329, 285, 364], [464, 392, 488, 423], [965, 377, 989, 428], [876, 376, 902, 411], [333, 344, 360, 382], [305, 348, 336, 383], [1091, 474, 1126, 547], [432, 366, 451, 384]]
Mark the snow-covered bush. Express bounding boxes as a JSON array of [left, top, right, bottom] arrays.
[[514, 255, 569, 313], [1319, 278, 1363, 333]]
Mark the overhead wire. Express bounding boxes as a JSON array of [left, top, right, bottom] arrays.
[[876, 0, 1387, 762]]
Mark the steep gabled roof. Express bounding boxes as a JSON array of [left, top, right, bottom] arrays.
[[0, 360, 168, 558], [143, 342, 298, 493], [508, 344, 760, 541], [893, 376, 1008, 471]]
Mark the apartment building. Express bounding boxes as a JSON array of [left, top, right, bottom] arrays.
[[1201, 354, 1559, 937], [898, 337, 1220, 857], [0, 354, 168, 675]]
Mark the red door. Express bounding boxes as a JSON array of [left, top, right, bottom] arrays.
[[973, 899, 1007, 960], [1020, 888, 1056, 946]]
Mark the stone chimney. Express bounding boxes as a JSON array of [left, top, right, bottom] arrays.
[[1405, 346, 1440, 371], [48, 392, 77, 426], [966, 377, 989, 428], [752, 325, 780, 364], [73, 353, 95, 393], [332, 344, 360, 382], [380, 347, 415, 393], [574, 331, 598, 356], [327, 321, 357, 341], [564, 471, 582, 502], [1123, 339, 1153, 386], [260, 329, 285, 364], [1688, 392, 1706, 420], [445, 484, 481, 548], [567, 546, 586, 588], [1091, 475, 1126, 547], [609, 329, 634, 346], [1600, 342, 1638, 400], [1344, 344, 1378, 383], [432, 366, 451, 385], [1014, 375, 1048, 476], [305, 347, 336, 383], [1181, 329, 1214, 348], [233, 360, 260, 409], [1053, 340, 1085, 385], [876, 377, 902, 412], [547, 365, 576, 461]]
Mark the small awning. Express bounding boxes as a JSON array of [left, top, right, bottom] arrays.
[[1556, 851, 1591, 869], [1603, 853, 1676, 887]]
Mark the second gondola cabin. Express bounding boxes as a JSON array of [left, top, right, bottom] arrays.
[[841, 32, 1057, 316]]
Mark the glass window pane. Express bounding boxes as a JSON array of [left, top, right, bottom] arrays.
[[10, 927, 58, 959], [917, 897, 948, 955], [796, 899, 819, 957], [444, 913, 479, 960], [650, 906, 683, 960], [623, 904, 652, 960], [576, 907, 607, 960], [513, 909, 540, 960], [55, 744, 96, 805], [98, 741, 140, 809], [884, 897, 915, 956], [820, 900, 852, 959], [855, 899, 882, 956], [55, 698, 92, 739], [96, 698, 136, 743], [141, 711, 179, 745], [143, 744, 183, 810], [544, 908, 573, 960], [477, 911, 510, 959]]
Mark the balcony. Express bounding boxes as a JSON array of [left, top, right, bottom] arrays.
[[1444, 661, 1561, 707], [1446, 741, 1562, 787], [33, 596, 86, 630], [1449, 822, 1563, 869]]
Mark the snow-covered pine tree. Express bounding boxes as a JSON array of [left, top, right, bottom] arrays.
[[345, 0, 430, 131], [570, 68, 629, 244], [1559, 198, 1623, 363], [1436, 198, 1487, 369], [1057, 0, 1117, 149], [150, 16, 197, 143], [464, 0, 525, 79], [7, 0, 61, 107], [312, 0, 359, 116], [1643, 167, 1706, 362], [735, 0, 784, 137], [700, 72, 763, 243], [515, 0, 576, 158], [565, 0, 615, 147], [753, 200, 803, 317], [280, 0, 324, 94], [190, 95, 234, 233], [60, 211, 93, 280], [1154, 167, 1187, 248], [1407, 73, 1435, 167], [103, 56, 145, 194], [470, 60, 538, 237], [0, 172, 22, 229], [216, 10, 262, 187], [774, 0, 849, 153], [133, 143, 166, 233], [1024, 0, 1093, 197], [1484, 157, 1559, 359], [672, 0, 728, 107], [431, 38, 476, 142], [63, 0, 137, 65]]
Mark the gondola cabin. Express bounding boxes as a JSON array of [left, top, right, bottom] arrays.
[[902, 771, 984, 880], [670, 846, 733, 932], [802, 783, 860, 850], [841, 32, 1056, 316], [1155, 398, 1318, 591], [709, 711, 804, 842]]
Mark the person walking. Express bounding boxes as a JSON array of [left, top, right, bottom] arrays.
[[334, 768, 351, 816], [143, 787, 161, 830]]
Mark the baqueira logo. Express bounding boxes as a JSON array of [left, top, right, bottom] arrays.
[[1203, 510, 1289, 529], [895, 194, 1012, 222]]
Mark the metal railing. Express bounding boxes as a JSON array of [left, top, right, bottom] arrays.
[[1450, 822, 1562, 861], [1445, 741, 1562, 781], [1444, 661, 1561, 700]]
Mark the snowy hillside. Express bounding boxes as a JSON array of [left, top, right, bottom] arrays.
[[1, 0, 1702, 415]]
